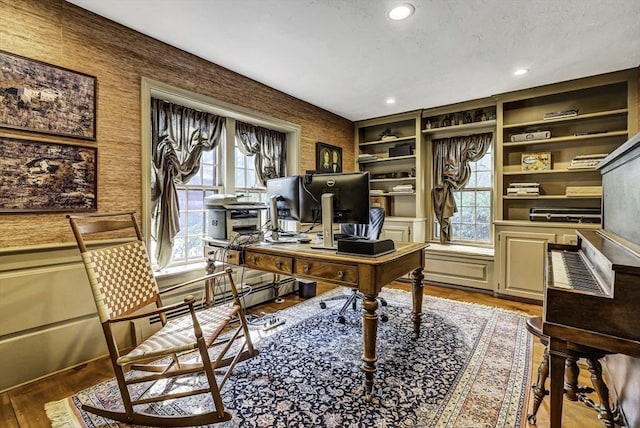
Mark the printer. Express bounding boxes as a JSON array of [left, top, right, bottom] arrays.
[[204, 194, 266, 240]]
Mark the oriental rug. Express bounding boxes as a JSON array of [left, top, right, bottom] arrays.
[[46, 288, 533, 427]]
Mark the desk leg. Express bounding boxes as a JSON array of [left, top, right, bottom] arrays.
[[361, 294, 379, 401], [548, 337, 567, 428], [410, 267, 424, 340]]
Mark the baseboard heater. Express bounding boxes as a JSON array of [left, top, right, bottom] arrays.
[[131, 278, 296, 345]]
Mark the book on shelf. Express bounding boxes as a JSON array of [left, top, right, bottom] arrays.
[[369, 189, 385, 195], [572, 153, 609, 160], [358, 153, 379, 162], [521, 152, 551, 171], [391, 184, 415, 193], [507, 181, 540, 196], [567, 153, 608, 170], [543, 109, 578, 120], [509, 182, 540, 188], [507, 191, 540, 196]]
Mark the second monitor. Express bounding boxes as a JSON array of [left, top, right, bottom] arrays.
[[300, 171, 370, 249]]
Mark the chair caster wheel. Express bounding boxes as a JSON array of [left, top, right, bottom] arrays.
[[381, 314, 389, 322], [320, 302, 327, 309], [338, 316, 346, 324]]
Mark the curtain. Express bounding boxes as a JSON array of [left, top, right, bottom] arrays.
[[236, 121, 286, 186], [151, 98, 225, 268], [432, 132, 493, 244]]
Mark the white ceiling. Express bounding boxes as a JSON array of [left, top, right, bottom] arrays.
[[67, 0, 640, 121]]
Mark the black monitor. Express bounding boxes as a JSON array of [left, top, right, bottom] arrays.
[[266, 175, 301, 221], [265, 175, 301, 243], [299, 172, 370, 249]]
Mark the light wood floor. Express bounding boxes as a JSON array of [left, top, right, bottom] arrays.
[[1, 282, 608, 428]]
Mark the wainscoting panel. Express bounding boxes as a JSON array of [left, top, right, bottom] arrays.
[[424, 246, 494, 291], [0, 263, 94, 336], [0, 317, 105, 391]]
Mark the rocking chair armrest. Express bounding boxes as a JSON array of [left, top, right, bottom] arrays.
[[159, 268, 234, 295], [106, 297, 197, 324]]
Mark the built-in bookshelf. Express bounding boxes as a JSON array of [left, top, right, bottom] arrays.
[[355, 111, 426, 242]]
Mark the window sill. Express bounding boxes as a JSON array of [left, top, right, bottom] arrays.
[[154, 261, 208, 280], [425, 243, 494, 261]]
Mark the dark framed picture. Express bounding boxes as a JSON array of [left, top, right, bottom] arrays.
[[0, 136, 97, 212], [316, 141, 342, 173], [0, 50, 96, 140]]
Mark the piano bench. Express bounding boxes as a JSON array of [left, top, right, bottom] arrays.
[[525, 316, 619, 427]]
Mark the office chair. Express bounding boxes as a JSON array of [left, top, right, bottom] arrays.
[[68, 212, 257, 426], [319, 207, 388, 324]]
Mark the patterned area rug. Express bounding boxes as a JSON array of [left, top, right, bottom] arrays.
[[46, 288, 532, 427]]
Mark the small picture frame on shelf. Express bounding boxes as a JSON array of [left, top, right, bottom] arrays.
[[521, 152, 551, 171]]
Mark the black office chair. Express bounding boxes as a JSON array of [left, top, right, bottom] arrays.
[[319, 207, 388, 323]]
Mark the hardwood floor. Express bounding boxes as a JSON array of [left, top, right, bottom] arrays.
[[1, 282, 608, 427]]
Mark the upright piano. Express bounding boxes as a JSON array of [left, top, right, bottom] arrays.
[[544, 132, 640, 428]]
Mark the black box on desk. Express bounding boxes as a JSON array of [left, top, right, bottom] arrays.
[[337, 238, 395, 257], [297, 279, 317, 298], [388, 144, 413, 157]]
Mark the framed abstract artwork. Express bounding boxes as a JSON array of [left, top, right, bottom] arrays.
[[316, 141, 342, 174], [0, 136, 97, 212], [0, 50, 96, 140]]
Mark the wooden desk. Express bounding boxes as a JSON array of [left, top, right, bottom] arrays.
[[212, 240, 427, 399]]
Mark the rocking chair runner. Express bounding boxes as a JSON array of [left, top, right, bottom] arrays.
[[68, 212, 257, 427]]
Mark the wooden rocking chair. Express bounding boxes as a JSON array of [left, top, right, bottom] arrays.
[[68, 212, 257, 426]]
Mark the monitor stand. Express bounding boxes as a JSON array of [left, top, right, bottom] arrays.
[[264, 194, 299, 244], [311, 193, 336, 250]]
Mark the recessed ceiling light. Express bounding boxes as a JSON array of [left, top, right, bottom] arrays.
[[388, 3, 415, 20], [385, 98, 396, 104], [514, 68, 528, 76]]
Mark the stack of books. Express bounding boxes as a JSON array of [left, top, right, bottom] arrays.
[[369, 189, 385, 195], [358, 153, 379, 162], [391, 183, 415, 193], [543, 109, 578, 120], [507, 182, 540, 196], [568, 153, 608, 170]]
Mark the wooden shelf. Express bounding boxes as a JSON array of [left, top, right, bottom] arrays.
[[503, 195, 601, 200], [502, 108, 628, 129], [503, 168, 599, 175], [502, 130, 628, 148], [494, 220, 602, 229], [359, 135, 416, 146], [370, 177, 416, 183], [370, 192, 416, 196], [358, 154, 415, 164], [422, 119, 496, 136]]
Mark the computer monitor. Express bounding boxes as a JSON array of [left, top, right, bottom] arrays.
[[299, 172, 370, 249], [265, 175, 301, 242]]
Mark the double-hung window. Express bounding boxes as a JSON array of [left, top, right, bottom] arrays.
[[434, 145, 493, 243], [171, 149, 221, 266], [234, 140, 266, 203]]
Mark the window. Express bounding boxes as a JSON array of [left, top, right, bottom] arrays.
[[171, 149, 220, 266], [167, 140, 267, 268], [234, 140, 265, 203], [434, 146, 492, 243], [143, 80, 299, 272]]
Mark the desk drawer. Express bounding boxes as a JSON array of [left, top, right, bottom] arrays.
[[295, 259, 358, 285], [222, 249, 242, 266], [245, 251, 293, 274]]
